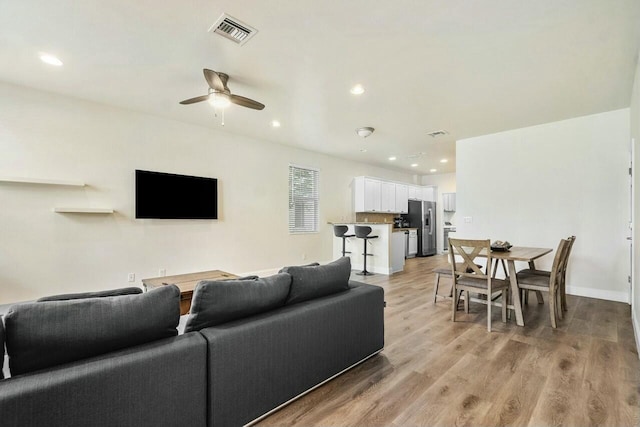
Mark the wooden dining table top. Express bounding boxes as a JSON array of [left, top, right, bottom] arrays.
[[479, 246, 553, 262]]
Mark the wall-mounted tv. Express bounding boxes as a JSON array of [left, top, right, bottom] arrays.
[[135, 169, 218, 219]]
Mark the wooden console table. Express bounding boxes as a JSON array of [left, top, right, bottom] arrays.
[[142, 270, 238, 315]]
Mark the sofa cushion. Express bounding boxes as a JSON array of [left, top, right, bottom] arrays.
[[184, 273, 292, 332], [0, 316, 4, 380], [4, 285, 180, 376], [37, 286, 142, 302], [281, 257, 351, 305]]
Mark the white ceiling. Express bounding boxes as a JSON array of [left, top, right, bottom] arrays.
[[1, 0, 639, 175]]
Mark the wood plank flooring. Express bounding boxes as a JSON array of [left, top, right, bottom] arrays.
[[256, 255, 640, 427]]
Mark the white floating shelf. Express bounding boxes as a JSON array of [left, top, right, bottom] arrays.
[[54, 208, 114, 214], [0, 176, 85, 187]]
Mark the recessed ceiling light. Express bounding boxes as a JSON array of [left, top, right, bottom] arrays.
[[350, 84, 365, 95], [440, 159, 448, 163], [411, 163, 418, 168], [360, 149, 367, 153], [388, 156, 397, 161], [271, 120, 281, 128], [39, 53, 63, 67], [430, 169, 437, 173]]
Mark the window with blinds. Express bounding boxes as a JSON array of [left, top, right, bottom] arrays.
[[288, 165, 319, 233]]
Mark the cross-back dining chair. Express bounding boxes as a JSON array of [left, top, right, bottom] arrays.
[[449, 238, 510, 332]]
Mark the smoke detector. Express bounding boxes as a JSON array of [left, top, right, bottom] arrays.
[[209, 14, 258, 46], [427, 129, 449, 137]]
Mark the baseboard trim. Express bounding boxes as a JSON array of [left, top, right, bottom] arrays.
[[565, 285, 629, 303], [244, 349, 383, 427]]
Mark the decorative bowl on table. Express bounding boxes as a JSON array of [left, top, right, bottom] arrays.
[[490, 241, 512, 252]]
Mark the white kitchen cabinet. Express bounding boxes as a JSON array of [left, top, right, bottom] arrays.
[[443, 192, 456, 212], [380, 181, 396, 212], [420, 186, 435, 202], [354, 177, 428, 213], [354, 177, 382, 212], [407, 229, 418, 257], [395, 184, 408, 213], [408, 186, 417, 200]]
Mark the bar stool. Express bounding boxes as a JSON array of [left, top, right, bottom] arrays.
[[333, 225, 355, 258], [355, 225, 378, 276]]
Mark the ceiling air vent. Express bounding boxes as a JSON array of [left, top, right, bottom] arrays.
[[427, 130, 449, 138], [209, 14, 257, 46]]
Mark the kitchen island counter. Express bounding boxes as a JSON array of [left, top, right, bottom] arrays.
[[330, 223, 405, 274]]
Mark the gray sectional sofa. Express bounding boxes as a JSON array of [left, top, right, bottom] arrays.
[[0, 257, 384, 427]]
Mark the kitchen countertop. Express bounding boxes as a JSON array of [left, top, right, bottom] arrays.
[[328, 222, 395, 225]]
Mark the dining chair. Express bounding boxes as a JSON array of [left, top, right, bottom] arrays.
[[433, 254, 484, 304], [515, 238, 570, 328], [516, 236, 576, 317], [449, 238, 510, 332]]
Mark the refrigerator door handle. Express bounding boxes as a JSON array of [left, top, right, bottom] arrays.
[[428, 208, 433, 235]]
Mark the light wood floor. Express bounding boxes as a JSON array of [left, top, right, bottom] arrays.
[[257, 254, 640, 427]]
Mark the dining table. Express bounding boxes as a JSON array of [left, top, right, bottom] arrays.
[[477, 246, 553, 326]]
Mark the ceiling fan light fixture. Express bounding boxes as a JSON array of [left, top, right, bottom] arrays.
[[209, 93, 231, 109], [356, 127, 374, 138]]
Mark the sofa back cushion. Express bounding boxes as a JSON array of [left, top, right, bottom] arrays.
[[185, 273, 292, 332], [280, 257, 351, 305], [37, 286, 142, 302], [0, 317, 4, 380], [4, 285, 180, 376]]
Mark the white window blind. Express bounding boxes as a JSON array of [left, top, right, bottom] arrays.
[[288, 165, 319, 233]]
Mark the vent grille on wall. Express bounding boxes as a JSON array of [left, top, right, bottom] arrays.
[[427, 130, 449, 137], [209, 14, 257, 45]]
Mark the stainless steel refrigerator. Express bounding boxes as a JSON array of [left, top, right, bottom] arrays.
[[406, 200, 437, 256]]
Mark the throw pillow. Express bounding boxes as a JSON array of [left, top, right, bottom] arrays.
[[37, 286, 142, 302], [184, 273, 292, 332], [281, 257, 351, 305], [5, 285, 180, 376]]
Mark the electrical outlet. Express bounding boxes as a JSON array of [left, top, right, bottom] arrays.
[[128, 273, 135, 283], [159, 269, 166, 277], [464, 216, 472, 223]]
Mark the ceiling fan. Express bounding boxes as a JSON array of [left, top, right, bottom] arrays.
[[179, 69, 265, 110]]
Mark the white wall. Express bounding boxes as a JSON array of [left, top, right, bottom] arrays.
[[0, 82, 415, 304], [631, 50, 640, 351], [456, 109, 630, 302], [421, 173, 456, 253]]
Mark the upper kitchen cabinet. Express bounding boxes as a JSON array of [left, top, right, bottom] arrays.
[[395, 184, 408, 214], [420, 186, 435, 202], [380, 181, 396, 213], [354, 176, 435, 213], [354, 177, 382, 212], [443, 192, 456, 212], [407, 186, 417, 200]]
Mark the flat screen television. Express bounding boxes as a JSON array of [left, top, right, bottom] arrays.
[[135, 169, 218, 219]]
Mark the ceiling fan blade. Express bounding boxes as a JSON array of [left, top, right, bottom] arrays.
[[230, 94, 265, 110], [179, 94, 210, 105], [203, 69, 225, 92]]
